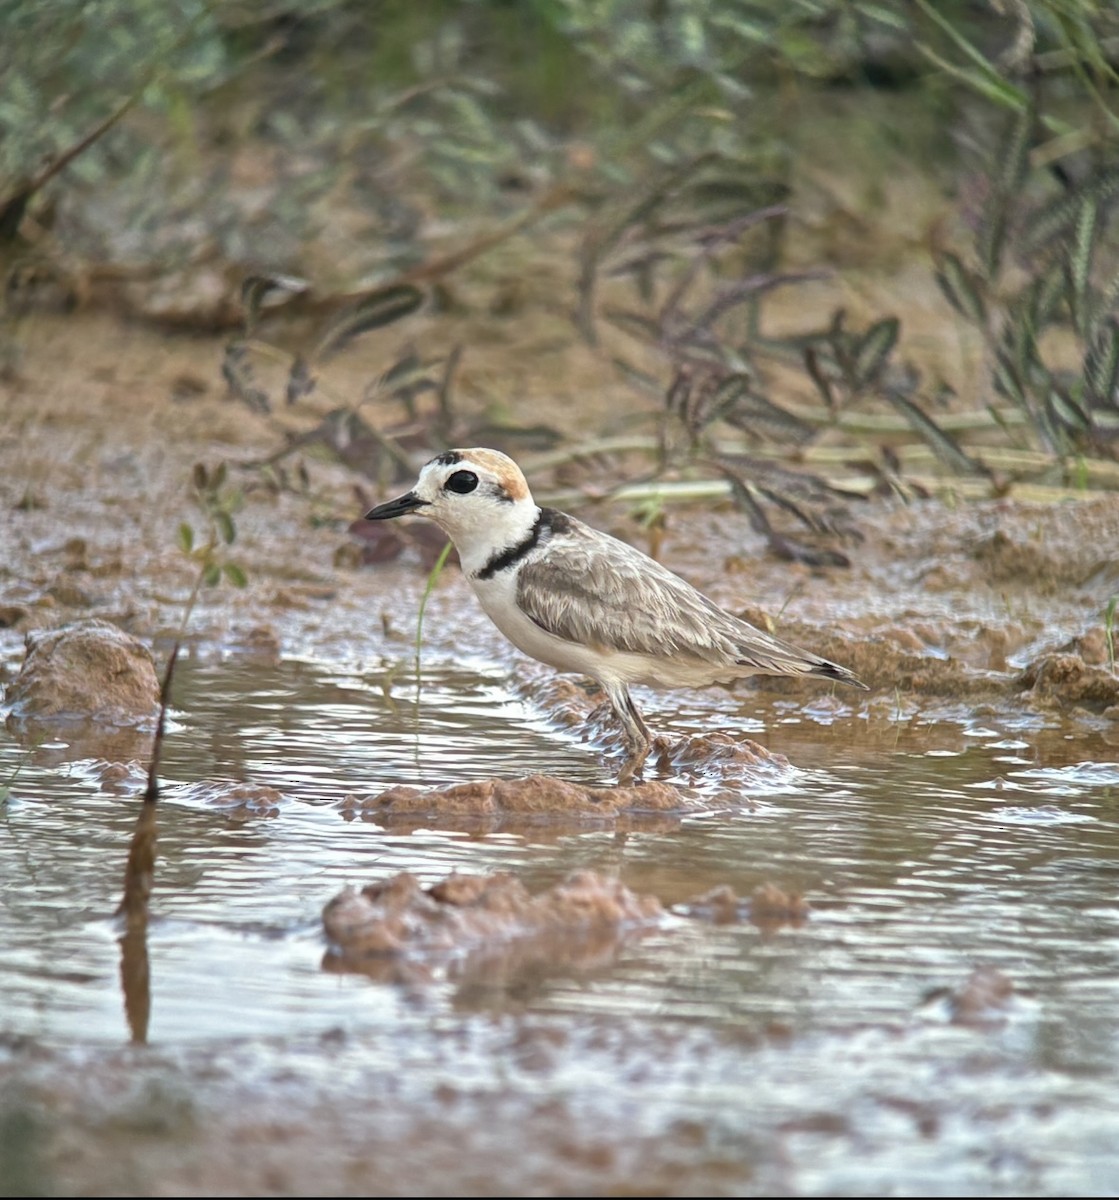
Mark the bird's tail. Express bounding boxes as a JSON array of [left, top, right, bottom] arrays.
[[809, 659, 869, 690], [733, 640, 869, 691]]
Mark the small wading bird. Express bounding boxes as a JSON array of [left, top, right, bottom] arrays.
[[366, 448, 868, 784]]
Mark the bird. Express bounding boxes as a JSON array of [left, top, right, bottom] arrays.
[[365, 447, 868, 785]]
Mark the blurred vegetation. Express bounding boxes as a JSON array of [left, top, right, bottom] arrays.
[[3, 0, 1119, 553]]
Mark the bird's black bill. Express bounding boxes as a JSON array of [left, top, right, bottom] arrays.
[[364, 491, 429, 520]]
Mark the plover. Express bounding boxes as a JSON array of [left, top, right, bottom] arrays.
[[366, 448, 868, 784]]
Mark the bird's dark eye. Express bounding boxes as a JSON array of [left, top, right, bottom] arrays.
[[445, 469, 479, 494]]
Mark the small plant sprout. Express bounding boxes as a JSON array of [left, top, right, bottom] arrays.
[[178, 461, 249, 592], [774, 585, 805, 628], [630, 492, 667, 560], [1106, 596, 1117, 674], [142, 462, 249, 806], [414, 539, 454, 700]]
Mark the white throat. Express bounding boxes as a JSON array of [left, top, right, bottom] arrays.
[[451, 498, 541, 579]]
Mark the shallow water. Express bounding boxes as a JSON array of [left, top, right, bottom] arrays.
[[3, 654, 1119, 1194]]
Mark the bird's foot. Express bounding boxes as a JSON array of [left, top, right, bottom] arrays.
[[615, 761, 641, 787], [615, 744, 650, 787]]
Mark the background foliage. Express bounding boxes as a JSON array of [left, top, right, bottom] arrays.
[[3, 0, 1119, 545]]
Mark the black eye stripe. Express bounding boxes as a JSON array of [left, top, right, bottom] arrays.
[[445, 469, 479, 494]]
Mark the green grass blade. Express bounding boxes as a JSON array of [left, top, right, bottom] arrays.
[[414, 540, 454, 702]]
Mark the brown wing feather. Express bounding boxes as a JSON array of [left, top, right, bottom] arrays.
[[514, 517, 828, 675]]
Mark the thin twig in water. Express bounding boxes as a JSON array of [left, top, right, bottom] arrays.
[[144, 568, 205, 801], [1106, 596, 1117, 673]]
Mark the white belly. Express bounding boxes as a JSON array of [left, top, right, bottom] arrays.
[[472, 573, 610, 675]]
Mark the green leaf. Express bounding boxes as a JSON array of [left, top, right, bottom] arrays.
[[704, 373, 751, 424], [665, 368, 693, 420], [602, 306, 663, 344], [912, 0, 1028, 109], [381, 350, 426, 390], [976, 208, 1008, 281], [852, 317, 900, 390], [414, 540, 454, 697], [177, 522, 194, 554], [1091, 409, 1119, 434], [1046, 387, 1091, 434], [934, 253, 986, 326], [1068, 196, 1099, 334], [1025, 168, 1119, 253], [803, 346, 837, 411], [240, 273, 309, 334], [221, 342, 271, 414], [1024, 264, 1067, 333], [976, 105, 1033, 278], [992, 351, 1027, 408], [288, 358, 317, 406], [203, 562, 222, 588], [884, 388, 987, 476], [215, 510, 235, 545], [723, 388, 817, 446], [223, 562, 248, 588], [675, 11, 707, 62], [610, 356, 662, 396], [860, 6, 911, 32], [1083, 321, 1119, 408], [914, 39, 1027, 110], [996, 103, 1033, 199], [312, 284, 426, 363]]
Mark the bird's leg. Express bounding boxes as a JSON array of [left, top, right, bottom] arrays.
[[605, 682, 652, 786]]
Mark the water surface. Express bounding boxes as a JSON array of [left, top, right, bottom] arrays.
[[2, 655, 1119, 1195]]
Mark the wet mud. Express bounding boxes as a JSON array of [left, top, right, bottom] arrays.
[[322, 869, 810, 987], [4, 618, 160, 726], [340, 773, 693, 821], [2, 299, 1119, 1195], [322, 868, 665, 981]]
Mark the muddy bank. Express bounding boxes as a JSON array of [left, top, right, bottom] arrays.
[[5, 478, 1117, 790]]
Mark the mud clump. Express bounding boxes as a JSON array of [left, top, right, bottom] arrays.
[[3, 618, 160, 727], [178, 780, 288, 816], [340, 773, 692, 821], [678, 882, 810, 932], [323, 868, 665, 981], [1057, 627, 1112, 667], [922, 965, 1017, 1028], [1016, 653, 1119, 715], [323, 870, 815, 985], [948, 965, 1015, 1026], [0, 604, 30, 629], [655, 731, 783, 774]]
